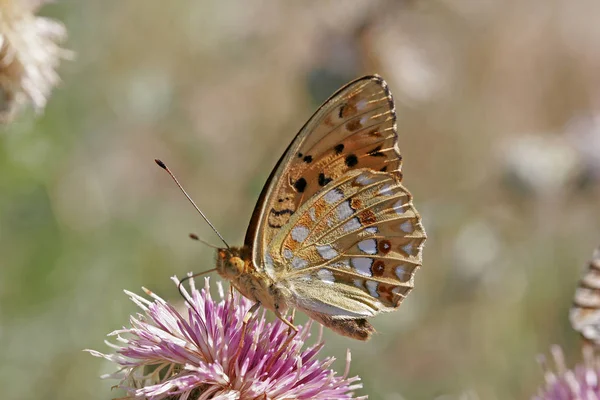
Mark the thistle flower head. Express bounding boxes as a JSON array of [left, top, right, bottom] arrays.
[[533, 344, 600, 400], [87, 277, 366, 400]]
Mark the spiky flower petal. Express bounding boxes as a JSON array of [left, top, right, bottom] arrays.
[[87, 277, 366, 400], [533, 344, 600, 400]]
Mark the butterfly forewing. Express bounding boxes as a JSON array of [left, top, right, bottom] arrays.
[[239, 75, 425, 339], [247, 76, 405, 265]]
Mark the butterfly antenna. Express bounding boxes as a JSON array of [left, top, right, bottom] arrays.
[[155, 159, 230, 249], [189, 233, 220, 249]]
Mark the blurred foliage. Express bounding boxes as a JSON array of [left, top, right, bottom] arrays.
[[2, 1, 600, 399]]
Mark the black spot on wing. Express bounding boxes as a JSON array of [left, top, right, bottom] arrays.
[[334, 143, 344, 154], [345, 154, 358, 167], [303, 155, 313, 163], [367, 145, 385, 157], [318, 173, 333, 186], [270, 209, 294, 217], [294, 177, 307, 192]]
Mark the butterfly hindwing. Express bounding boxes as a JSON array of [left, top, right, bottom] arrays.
[[267, 169, 425, 315]]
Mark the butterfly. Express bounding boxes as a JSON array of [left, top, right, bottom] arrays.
[[570, 246, 600, 345], [159, 75, 426, 340]]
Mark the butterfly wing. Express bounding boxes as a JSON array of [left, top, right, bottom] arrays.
[[245, 75, 425, 339], [246, 75, 404, 257], [270, 169, 425, 313], [570, 246, 600, 345]]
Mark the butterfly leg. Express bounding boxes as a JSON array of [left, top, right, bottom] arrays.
[[286, 308, 296, 336], [275, 308, 298, 332], [234, 301, 261, 362], [266, 310, 299, 371]]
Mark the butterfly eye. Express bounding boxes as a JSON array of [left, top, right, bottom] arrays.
[[229, 257, 245, 275]]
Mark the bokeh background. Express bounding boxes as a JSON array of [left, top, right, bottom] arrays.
[[2, 1, 600, 399]]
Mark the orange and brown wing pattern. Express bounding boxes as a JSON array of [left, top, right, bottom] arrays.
[[246, 76, 402, 268], [570, 246, 600, 344], [267, 169, 425, 313]]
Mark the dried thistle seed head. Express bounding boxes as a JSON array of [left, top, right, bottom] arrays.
[[0, 0, 72, 122]]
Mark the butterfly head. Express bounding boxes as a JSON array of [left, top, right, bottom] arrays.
[[216, 246, 250, 279]]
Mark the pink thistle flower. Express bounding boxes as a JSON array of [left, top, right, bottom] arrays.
[[87, 277, 366, 400], [533, 344, 600, 400]]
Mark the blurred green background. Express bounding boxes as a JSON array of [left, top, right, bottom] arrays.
[[2, 1, 600, 399]]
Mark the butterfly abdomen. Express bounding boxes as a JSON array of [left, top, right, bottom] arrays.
[[307, 312, 375, 341]]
